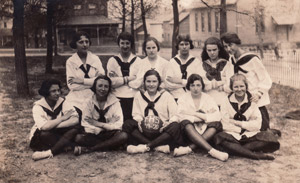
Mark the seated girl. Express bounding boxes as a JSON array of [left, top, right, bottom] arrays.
[[175, 74, 229, 161], [74, 75, 128, 155], [214, 74, 280, 160], [123, 69, 180, 154], [29, 79, 80, 161]]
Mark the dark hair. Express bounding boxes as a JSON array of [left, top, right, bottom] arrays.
[[220, 32, 241, 45], [229, 73, 248, 90], [91, 75, 112, 94], [117, 32, 134, 48], [69, 31, 92, 49], [143, 69, 161, 91], [142, 37, 160, 55], [201, 37, 229, 61], [175, 34, 194, 50], [186, 74, 205, 91], [38, 79, 62, 97]]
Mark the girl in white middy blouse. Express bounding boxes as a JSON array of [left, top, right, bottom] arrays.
[[175, 74, 229, 161], [122, 70, 181, 154], [65, 31, 105, 112], [214, 74, 280, 160]]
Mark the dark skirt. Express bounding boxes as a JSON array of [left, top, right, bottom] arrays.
[[123, 119, 183, 146], [214, 130, 280, 153], [29, 125, 81, 153], [118, 97, 134, 122], [177, 120, 223, 146], [75, 130, 120, 147]]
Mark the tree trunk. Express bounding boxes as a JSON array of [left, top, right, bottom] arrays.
[[46, 0, 54, 73], [121, 0, 126, 32], [141, 0, 148, 45], [220, 0, 227, 36], [172, 0, 179, 57], [130, 0, 135, 54], [13, 0, 29, 97], [53, 19, 58, 56]]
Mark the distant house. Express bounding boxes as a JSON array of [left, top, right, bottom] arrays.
[[0, 17, 13, 48], [164, 0, 300, 49], [135, 19, 164, 45], [57, 0, 121, 52], [162, 11, 190, 47]]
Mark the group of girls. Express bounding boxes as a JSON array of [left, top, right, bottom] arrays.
[[29, 31, 280, 162]]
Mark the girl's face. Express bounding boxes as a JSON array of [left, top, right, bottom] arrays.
[[119, 39, 131, 54], [145, 75, 159, 94], [145, 40, 158, 59], [95, 79, 110, 98], [47, 84, 61, 102], [206, 44, 219, 61], [76, 35, 90, 53], [232, 80, 246, 98], [178, 41, 190, 56], [222, 41, 238, 56], [190, 80, 202, 96]]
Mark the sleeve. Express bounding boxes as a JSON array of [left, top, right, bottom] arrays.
[[251, 57, 272, 94], [83, 56, 105, 86], [104, 101, 124, 130], [164, 60, 185, 90], [32, 105, 49, 130], [240, 106, 262, 132], [107, 57, 126, 87], [166, 93, 178, 123], [66, 58, 84, 91], [177, 96, 195, 122], [128, 57, 143, 89], [132, 93, 144, 123], [81, 100, 103, 135], [220, 101, 241, 133], [203, 96, 221, 122], [222, 62, 234, 93]]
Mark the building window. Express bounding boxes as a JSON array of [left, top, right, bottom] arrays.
[[4, 22, 7, 28], [195, 12, 199, 32], [74, 5, 81, 10], [215, 12, 219, 32], [208, 11, 211, 32], [201, 12, 205, 32], [89, 3, 97, 15]]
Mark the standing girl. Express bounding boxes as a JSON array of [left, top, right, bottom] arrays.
[[165, 34, 203, 101], [200, 37, 232, 106], [65, 31, 105, 113]]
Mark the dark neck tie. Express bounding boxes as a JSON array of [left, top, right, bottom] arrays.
[[174, 57, 195, 79], [140, 91, 162, 117], [41, 102, 63, 120], [94, 105, 110, 123], [79, 64, 91, 78]]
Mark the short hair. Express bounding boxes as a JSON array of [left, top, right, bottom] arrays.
[[69, 31, 92, 49], [175, 34, 194, 50], [229, 73, 248, 90], [91, 75, 112, 94], [220, 32, 241, 45], [201, 36, 229, 61], [117, 32, 134, 48], [38, 79, 61, 97], [142, 37, 160, 55], [186, 74, 205, 91], [143, 69, 162, 91]]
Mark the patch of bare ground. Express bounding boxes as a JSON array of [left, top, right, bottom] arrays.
[[1, 56, 300, 183]]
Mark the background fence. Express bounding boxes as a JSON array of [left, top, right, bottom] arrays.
[[262, 49, 300, 89]]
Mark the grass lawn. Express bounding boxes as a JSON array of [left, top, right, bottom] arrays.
[[0, 56, 300, 183]]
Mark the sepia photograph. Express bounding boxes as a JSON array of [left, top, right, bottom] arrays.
[[0, 0, 300, 182]]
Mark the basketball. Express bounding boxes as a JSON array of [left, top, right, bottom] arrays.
[[141, 115, 163, 135]]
